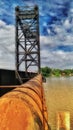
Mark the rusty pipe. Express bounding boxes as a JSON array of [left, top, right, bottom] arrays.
[[0, 74, 49, 130]]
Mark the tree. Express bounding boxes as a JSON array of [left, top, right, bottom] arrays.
[[41, 67, 52, 77]]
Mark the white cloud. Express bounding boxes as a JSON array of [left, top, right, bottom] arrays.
[[40, 31, 73, 69], [41, 48, 73, 69], [0, 20, 6, 27], [64, 19, 71, 29], [0, 17, 73, 70], [0, 20, 15, 70]]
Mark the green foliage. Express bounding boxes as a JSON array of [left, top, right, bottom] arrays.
[[63, 69, 72, 76], [52, 69, 61, 77], [41, 67, 52, 77], [41, 67, 73, 77]]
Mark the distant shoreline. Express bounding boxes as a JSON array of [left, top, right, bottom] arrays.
[[41, 67, 73, 77]]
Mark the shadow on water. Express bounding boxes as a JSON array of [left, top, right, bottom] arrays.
[[43, 77, 73, 130]]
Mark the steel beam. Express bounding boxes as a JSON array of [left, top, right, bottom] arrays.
[[15, 6, 40, 82]]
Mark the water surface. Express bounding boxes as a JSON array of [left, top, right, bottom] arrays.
[[43, 77, 73, 130]]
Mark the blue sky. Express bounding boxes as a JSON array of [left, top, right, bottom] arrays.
[[0, 0, 73, 70]]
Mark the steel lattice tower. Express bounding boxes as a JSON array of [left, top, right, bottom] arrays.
[[15, 6, 40, 82]]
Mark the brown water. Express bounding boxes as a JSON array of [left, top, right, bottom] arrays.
[[43, 77, 73, 130]]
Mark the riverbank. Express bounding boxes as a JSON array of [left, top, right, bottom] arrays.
[[41, 67, 73, 77]]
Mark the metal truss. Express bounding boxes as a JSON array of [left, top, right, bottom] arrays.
[[15, 6, 40, 82]]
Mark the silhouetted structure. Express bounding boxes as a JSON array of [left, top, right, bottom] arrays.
[[0, 69, 37, 96], [15, 5, 40, 83], [0, 5, 40, 96]]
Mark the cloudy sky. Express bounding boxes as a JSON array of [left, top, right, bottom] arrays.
[[0, 0, 73, 70]]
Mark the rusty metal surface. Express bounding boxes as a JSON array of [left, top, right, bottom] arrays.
[[0, 74, 49, 130]]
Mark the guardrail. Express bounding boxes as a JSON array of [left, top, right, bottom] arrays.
[[0, 74, 50, 130]]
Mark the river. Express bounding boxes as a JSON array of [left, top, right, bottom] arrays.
[[43, 77, 73, 130]]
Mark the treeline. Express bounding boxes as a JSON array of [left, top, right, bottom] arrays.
[[41, 67, 73, 77]]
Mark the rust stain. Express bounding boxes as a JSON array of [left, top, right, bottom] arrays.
[[0, 74, 49, 130], [57, 111, 70, 130]]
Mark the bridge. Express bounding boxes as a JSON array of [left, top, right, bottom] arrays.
[[0, 5, 50, 130], [15, 5, 40, 83], [0, 5, 41, 95], [0, 74, 50, 130]]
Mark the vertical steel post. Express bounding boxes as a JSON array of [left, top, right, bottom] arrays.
[[15, 6, 40, 81]]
